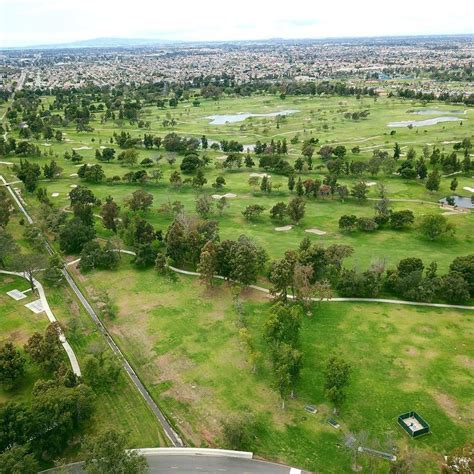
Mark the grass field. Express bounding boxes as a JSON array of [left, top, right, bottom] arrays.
[[1, 92, 473, 469], [71, 257, 473, 472], [0, 215, 164, 455], [1, 94, 473, 270]]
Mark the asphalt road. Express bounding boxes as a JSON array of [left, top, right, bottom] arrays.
[[145, 455, 305, 473], [41, 455, 307, 474]]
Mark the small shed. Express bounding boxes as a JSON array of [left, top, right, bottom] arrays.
[[397, 411, 430, 438]]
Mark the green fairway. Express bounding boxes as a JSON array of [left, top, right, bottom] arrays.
[[71, 258, 473, 472], [1, 89, 473, 470], [1, 93, 472, 270]]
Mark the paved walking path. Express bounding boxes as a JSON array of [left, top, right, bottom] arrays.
[[65, 252, 474, 311], [0, 269, 81, 376]]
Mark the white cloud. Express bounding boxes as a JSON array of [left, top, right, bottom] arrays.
[[0, 0, 472, 46]]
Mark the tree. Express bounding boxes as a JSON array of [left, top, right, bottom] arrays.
[[118, 149, 138, 167], [24, 323, 63, 372], [216, 196, 229, 216], [82, 352, 120, 390], [265, 302, 302, 349], [0, 445, 39, 474], [69, 185, 96, 207], [419, 214, 455, 240], [59, 218, 96, 253], [221, 415, 257, 451], [43, 160, 62, 179], [197, 241, 218, 287], [78, 164, 105, 183], [180, 153, 201, 173], [450, 177, 458, 192], [212, 176, 226, 189], [125, 190, 153, 212], [83, 430, 147, 474], [13, 253, 46, 292], [324, 356, 351, 409], [0, 343, 25, 388], [351, 181, 369, 202], [195, 194, 213, 219], [192, 169, 207, 188], [0, 188, 11, 229], [242, 204, 265, 221], [100, 196, 120, 232], [13, 159, 41, 192], [339, 214, 358, 232], [0, 230, 18, 267], [270, 202, 288, 222], [393, 142, 401, 159], [442, 273, 470, 304], [274, 343, 303, 402], [43, 254, 64, 287], [229, 235, 267, 286], [449, 255, 474, 296], [389, 210, 415, 229], [287, 197, 305, 224], [425, 170, 441, 192], [269, 253, 297, 302]]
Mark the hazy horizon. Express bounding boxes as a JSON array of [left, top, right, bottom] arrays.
[[1, 0, 473, 48]]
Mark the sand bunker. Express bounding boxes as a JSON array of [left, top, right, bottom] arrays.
[[275, 225, 293, 231], [463, 186, 474, 193], [42, 143, 51, 147], [215, 155, 227, 161], [212, 193, 237, 200], [69, 173, 78, 177], [51, 192, 60, 197], [70, 184, 78, 188], [250, 172, 271, 179], [305, 228, 327, 235], [366, 182, 377, 187], [72, 146, 92, 150]]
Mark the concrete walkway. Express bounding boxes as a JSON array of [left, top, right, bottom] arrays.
[[0, 269, 81, 376]]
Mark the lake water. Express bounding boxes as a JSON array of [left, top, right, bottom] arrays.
[[410, 109, 466, 115], [387, 117, 463, 128], [206, 109, 298, 125], [439, 196, 473, 209]]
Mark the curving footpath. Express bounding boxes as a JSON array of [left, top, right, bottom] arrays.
[[65, 252, 474, 311], [0, 269, 81, 376]]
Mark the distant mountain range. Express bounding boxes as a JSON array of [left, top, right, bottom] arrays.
[[4, 34, 473, 51], [7, 37, 176, 50]]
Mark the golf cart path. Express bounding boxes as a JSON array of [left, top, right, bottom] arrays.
[[66, 252, 474, 310], [0, 269, 81, 376]]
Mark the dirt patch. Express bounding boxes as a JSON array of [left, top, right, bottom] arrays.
[[432, 391, 460, 420], [405, 347, 418, 356], [456, 355, 474, 369], [275, 225, 293, 231], [1, 277, 14, 284]]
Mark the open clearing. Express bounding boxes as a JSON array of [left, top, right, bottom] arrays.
[[70, 259, 473, 473]]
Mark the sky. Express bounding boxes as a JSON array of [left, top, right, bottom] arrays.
[[0, 0, 473, 47]]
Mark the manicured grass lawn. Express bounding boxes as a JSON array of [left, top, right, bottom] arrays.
[[2, 94, 472, 270], [73, 259, 473, 473]]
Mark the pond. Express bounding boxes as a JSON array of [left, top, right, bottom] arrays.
[[206, 109, 298, 125], [387, 117, 463, 128], [439, 196, 473, 209], [409, 109, 466, 115]]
